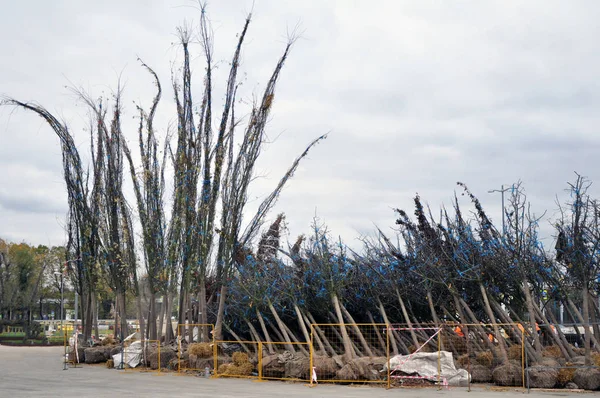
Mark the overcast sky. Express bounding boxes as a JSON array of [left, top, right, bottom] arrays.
[[1, 1, 600, 250]]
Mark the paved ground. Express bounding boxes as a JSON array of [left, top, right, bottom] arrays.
[[0, 345, 595, 397]]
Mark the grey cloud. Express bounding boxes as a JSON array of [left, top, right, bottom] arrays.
[[0, 190, 66, 215]]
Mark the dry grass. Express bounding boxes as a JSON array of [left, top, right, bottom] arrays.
[[542, 345, 562, 358], [592, 351, 600, 367], [475, 351, 493, 367], [219, 361, 253, 376], [556, 363, 576, 386], [106, 359, 114, 368], [232, 351, 249, 366], [101, 337, 116, 346], [188, 343, 212, 358]]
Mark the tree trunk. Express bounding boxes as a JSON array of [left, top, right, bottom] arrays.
[[83, 291, 93, 341], [224, 324, 252, 355], [491, 299, 541, 363], [545, 305, 575, 359], [164, 292, 175, 341], [522, 281, 543, 355], [377, 299, 399, 355], [367, 311, 387, 356], [92, 294, 99, 342], [148, 291, 157, 340], [294, 303, 311, 344], [396, 289, 419, 348], [332, 294, 353, 361], [120, 291, 128, 341], [157, 294, 165, 340], [340, 302, 374, 356], [459, 297, 494, 351], [304, 311, 335, 356], [567, 297, 600, 348], [213, 285, 227, 341], [136, 293, 146, 341], [268, 300, 295, 352], [588, 293, 600, 350], [479, 283, 509, 363], [245, 319, 262, 344], [282, 321, 309, 355], [256, 309, 275, 354], [199, 282, 208, 342], [582, 284, 592, 366], [451, 294, 477, 351], [532, 302, 571, 360]]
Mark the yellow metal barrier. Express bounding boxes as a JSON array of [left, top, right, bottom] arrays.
[[200, 321, 528, 389], [177, 323, 215, 374], [260, 341, 310, 381], [214, 340, 260, 379], [386, 325, 442, 388], [309, 323, 390, 385], [441, 322, 525, 390]]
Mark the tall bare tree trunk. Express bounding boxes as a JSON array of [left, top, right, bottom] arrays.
[[588, 293, 600, 350], [567, 297, 600, 348], [340, 302, 374, 356], [256, 309, 275, 354], [92, 294, 99, 342], [214, 285, 227, 341], [147, 291, 156, 340], [491, 299, 541, 363], [459, 297, 494, 351], [199, 282, 208, 342], [367, 311, 387, 356], [157, 295, 165, 340], [522, 281, 542, 355], [304, 311, 335, 356], [294, 303, 311, 344], [164, 292, 175, 341], [532, 303, 571, 359], [136, 293, 146, 341], [396, 289, 419, 348], [545, 306, 575, 359], [332, 294, 353, 361], [378, 299, 399, 355], [479, 283, 509, 363], [582, 284, 592, 366], [268, 300, 295, 352]]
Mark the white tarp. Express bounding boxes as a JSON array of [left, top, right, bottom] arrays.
[[387, 351, 470, 386], [112, 340, 143, 368]]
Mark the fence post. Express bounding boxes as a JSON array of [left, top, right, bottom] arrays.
[[158, 343, 161, 374], [178, 334, 181, 374], [309, 326, 314, 387], [386, 324, 390, 389], [63, 328, 68, 370], [213, 336, 218, 378], [466, 324, 471, 392], [437, 328, 441, 390], [521, 328, 525, 388], [258, 342, 263, 381]]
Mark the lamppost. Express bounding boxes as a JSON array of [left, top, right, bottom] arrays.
[[53, 270, 67, 370]]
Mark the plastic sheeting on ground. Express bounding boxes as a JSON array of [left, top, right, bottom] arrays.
[[386, 351, 470, 386], [112, 341, 143, 368]]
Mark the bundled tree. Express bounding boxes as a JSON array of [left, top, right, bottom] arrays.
[[555, 174, 600, 365]]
